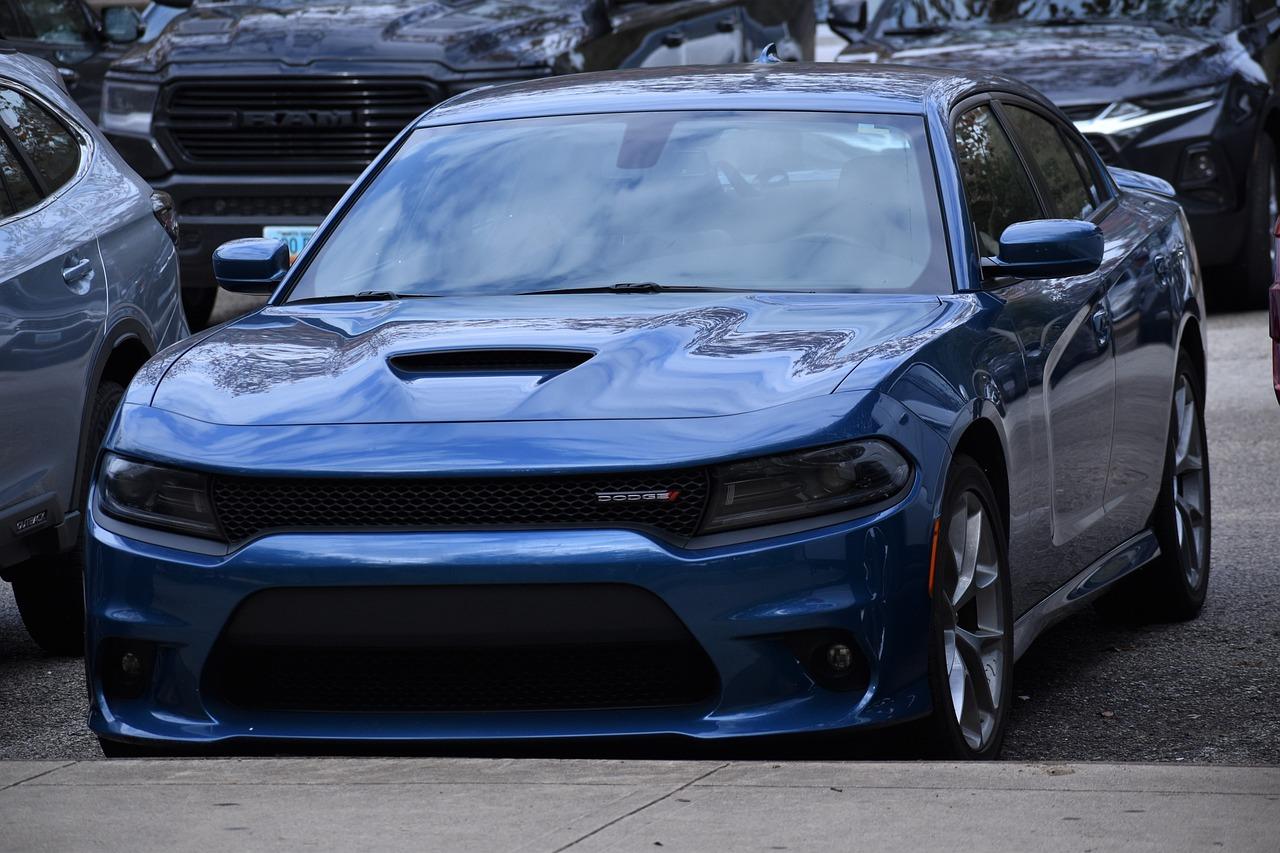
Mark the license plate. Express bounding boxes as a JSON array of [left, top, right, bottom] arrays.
[[263, 226, 318, 261]]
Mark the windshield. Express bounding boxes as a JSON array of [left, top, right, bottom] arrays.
[[286, 111, 950, 301], [874, 0, 1235, 33]]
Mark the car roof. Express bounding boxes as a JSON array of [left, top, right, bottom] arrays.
[[419, 63, 1026, 127]]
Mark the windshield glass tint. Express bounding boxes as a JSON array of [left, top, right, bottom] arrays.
[[286, 111, 950, 300], [877, 0, 1233, 32]]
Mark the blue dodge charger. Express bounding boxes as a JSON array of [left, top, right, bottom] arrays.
[[87, 63, 1211, 758]]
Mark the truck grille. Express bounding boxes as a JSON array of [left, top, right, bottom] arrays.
[[209, 469, 710, 544], [159, 78, 436, 169]]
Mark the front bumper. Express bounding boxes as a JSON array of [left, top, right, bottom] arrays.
[[85, 404, 943, 747]]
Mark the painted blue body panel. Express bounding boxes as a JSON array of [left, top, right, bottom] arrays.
[[85, 63, 1206, 747]]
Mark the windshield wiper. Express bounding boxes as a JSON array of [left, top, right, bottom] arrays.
[[288, 290, 438, 306], [518, 282, 802, 295]]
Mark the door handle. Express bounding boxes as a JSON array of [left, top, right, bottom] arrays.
[[62, 256, 93, 284], [716, 16, 736, 32], [662, 30, 685, 47], [1090, 305, 1111, 350]]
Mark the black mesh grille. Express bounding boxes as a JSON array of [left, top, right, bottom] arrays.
[[160, 78, 436, 169], [211, 642, 718, 713], [181, 195, 341, 218], [210, 470, 709, 543], [203, 585, 720, 713]]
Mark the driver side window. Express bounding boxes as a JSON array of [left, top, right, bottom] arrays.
[[953, 105, 1042, 256]]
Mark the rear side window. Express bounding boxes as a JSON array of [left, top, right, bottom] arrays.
[[953, 105, 1042, 256], [0, 87, 79, 192], [1001, 105, 1095, 220], [0, 136, 40, 216]]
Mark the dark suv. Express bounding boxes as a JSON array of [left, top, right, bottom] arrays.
[[832, 0, 1280, 305], [100, 0, 815, 327]]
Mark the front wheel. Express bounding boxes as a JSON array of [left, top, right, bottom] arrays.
[[922, 455, 1014, 759], [1229, 134, 1277, 309]]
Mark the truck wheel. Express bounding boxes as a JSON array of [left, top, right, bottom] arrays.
[[12, 380, 124, 656], [1231, 134, 1277, 309], [182, 284, 217, 331]]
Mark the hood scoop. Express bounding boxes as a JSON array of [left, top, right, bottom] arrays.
[[388, 348, 594, 380]]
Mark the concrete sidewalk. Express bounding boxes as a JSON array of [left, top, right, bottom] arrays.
[[2, 759, 1276, 852]]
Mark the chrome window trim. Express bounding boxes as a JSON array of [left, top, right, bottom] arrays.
[[0, 74, 95, 230]]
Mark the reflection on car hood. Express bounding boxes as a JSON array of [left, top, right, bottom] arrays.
[[860, 23, 1236, 105], [117, 0, 597, 70], [151, 293, 944, 425]]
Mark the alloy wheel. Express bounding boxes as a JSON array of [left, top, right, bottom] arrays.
[[940, 490, 1005, 752], [1171, 374, 1209, 589]]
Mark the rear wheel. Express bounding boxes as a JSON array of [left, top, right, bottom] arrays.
[[923, 455, 1014, 759], [13, 381, 124, 655], [1096, 352, 1210, 622]]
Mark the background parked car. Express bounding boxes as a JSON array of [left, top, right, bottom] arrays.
[[0, 0, 147, 121], [831, 0, 1280, 307], [98, 0, 817, 329], [0, 50, 186, 654]]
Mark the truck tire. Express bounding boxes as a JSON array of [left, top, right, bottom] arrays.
[[1230, 134, 1277, 309], [13, 380, 124, 656]]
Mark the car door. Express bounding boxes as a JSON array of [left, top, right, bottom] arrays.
[[0, 80, 107, 539], [5, 0, 116, 120], [594, 0, 747, 69], [951, 99, 1118, 612]]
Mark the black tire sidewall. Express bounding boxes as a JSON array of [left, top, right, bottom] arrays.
[[1152, 353, 1212, 612], [1236, 133, 1276, 307], [925, 454, 1015, 760]]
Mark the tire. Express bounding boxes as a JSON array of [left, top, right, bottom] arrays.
[[1230, 134, 1277, 309], [181, 283, 217, 331], [1095, 352, 1210, 622], [922, 454, 1014, 759], [12, 381, 125, 656]]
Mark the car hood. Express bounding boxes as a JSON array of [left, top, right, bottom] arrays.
[[150, 294, 944, 426], [852, 23, 1238, 105], [116, 0, 597, 71]]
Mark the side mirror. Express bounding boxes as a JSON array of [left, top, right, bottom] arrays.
[[982, 219, 1104, 281], [213, 238, 290, 293], [102, 7, 142, 44], [828, 1, 868, 38]]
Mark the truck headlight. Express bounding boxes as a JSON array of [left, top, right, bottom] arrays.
[[98, 453, 220, 538], [699, 440, 911, 534], [101, 81, 158, 137]]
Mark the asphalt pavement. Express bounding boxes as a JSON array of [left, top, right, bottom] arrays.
[[0, 306, 1276, 763]]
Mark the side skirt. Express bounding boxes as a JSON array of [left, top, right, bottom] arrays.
[[1012, 529, 1160, 661]]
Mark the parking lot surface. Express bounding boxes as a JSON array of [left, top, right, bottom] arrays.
[[1, 307, 1276, 763]]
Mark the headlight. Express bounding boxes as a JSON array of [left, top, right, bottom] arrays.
[[699, 440, 911, 535], [1076, 85, 1220, 142], [100, 81, 158, 136], [98, 453, 219, 538]]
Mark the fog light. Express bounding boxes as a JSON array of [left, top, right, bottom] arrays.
[[1181, 147, 1218, 184], [100, 639, 157, 701], [825, 643, 854, 672]]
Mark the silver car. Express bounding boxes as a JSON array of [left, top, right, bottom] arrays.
[[0, 50, 187, 654]]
